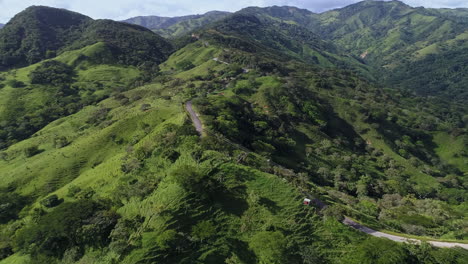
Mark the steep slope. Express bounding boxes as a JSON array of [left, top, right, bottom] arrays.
[[310, 1, 468, 102], [123, 11, 230, 38], [429, 8, 468, 21], [0, 6, 173, 70], [0, 7, 174, 149], [236, 3, 468, 103], [71, 19, 174, 66], [0, 6, 92, 69], [237, 5, 318, 27], [195, 10, 370, 77]]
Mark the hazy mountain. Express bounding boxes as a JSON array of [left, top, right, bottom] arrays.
[[123, 11, 230, 38]]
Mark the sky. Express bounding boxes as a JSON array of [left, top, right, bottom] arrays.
[[0, 0, 467, 23]]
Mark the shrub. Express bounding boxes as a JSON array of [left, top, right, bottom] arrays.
[[0, 192, 28, 224], [176, 60, 195, 71], [249, 231, 287, 264], [40, 194, 63, 208], [140, 104, 151, 111], [192, 221, 216, 242], [14, 199, 118, 258], [29, 60, 75, 85], [6, 79, 25, 88], [24, 146, 43, 157]]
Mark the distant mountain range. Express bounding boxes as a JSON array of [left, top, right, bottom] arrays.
[[122, 11, 230, 38]]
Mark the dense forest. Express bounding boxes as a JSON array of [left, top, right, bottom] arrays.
[[0, 1, 467, 264]]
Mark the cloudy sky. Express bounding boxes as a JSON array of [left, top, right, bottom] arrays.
[[0, 0, 467, 23]]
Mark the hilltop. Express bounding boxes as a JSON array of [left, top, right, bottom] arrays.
[[0, 6, 173, 69]]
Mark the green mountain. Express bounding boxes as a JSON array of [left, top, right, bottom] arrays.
[[194, 9, 372, 78], [123, 11, 230, 38], [224, 2, 468, 104], [429, 7, 468, 21], [0, 6, 173, 149], [0, 6, 173, 70], [0, 2, 468, 264], [309, 0, 468, 102]]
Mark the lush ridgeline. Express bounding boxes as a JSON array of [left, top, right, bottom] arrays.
[[0, 6, 173, 149], [0, 6, 173, 70], [0, 2, 467, 264], [309, 0, 468, 103], [123, 11, 230, 38], [212, 2, 468, 104]]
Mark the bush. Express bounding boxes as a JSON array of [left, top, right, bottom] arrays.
[[343, 237, 409, 264], [29, 60, 75, 85], [176, 60, 195, 71], [6, 79, 25, 88], [40, 194, 63, 208], [15, 199, 118, 258], [0, 192, 28, 224], [191, 221, 216, 242], [53, 136, 69, 148], [24, 146, 43, 157], [249, 231, 287, 264]]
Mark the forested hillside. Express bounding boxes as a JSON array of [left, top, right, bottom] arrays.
[[0, 2, 467, 264], [123, 11, 230, 38], [0, 6, 173, 70], [310, 0, 468, 103]]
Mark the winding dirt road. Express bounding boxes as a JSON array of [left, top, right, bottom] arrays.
[[185, 101, 468, 250], [343, 217, 468, 249], [186, 101, 203, 135]]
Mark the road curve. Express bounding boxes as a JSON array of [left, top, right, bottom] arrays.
[[343, 217, 468, 250], [186, 101, 203, 135]]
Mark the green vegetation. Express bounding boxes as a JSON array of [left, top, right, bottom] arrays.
[[123, 11, 230, 38], [0, 2, 467, 264], [0, 6, 173, 70]]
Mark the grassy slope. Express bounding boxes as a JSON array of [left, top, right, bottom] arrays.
[[0, 83, 177, 194], [0, 42, 328, 263], [433, 132, 468, 172], [0, 42, 142, 150]]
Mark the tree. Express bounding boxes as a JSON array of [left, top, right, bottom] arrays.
[[356, 175, 371, 197], [29, 60, 75, 85], [6, 79, 25, 88], [343, 237, 409, 264], [24, 146, 43, 157], [0, 192, 27, 224], [40, 195, 63, 208], [15, 200, 117, 258], [249, 231, 287, 264], [192, 221, 216, 242]]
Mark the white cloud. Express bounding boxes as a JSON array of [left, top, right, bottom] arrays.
[[404, 0, 468, 8], [0, 0, 467, 23]]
